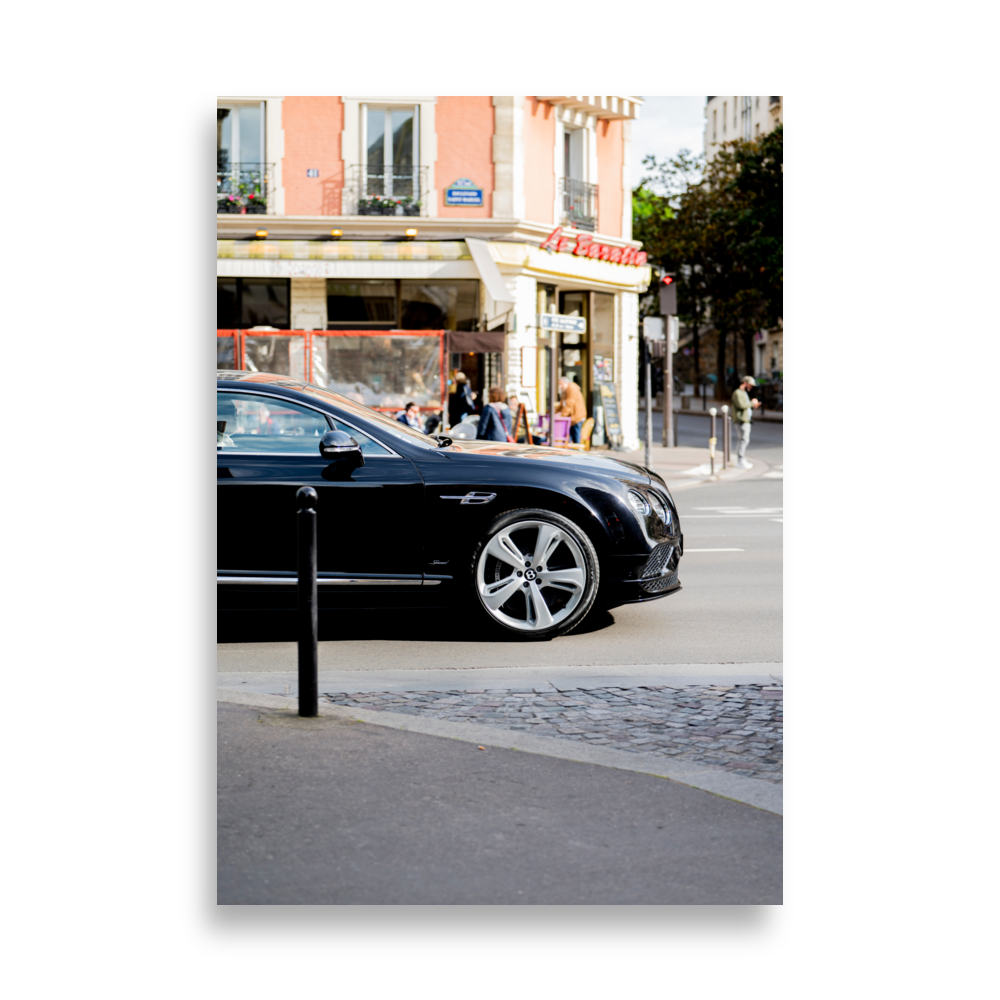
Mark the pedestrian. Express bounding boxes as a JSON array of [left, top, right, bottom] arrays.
[[731, 374, 761, 469], [476, 386, 512, 442], [396, 401, 425, 432], [556, 376, 587, 443], [450, 370, 477, 424]]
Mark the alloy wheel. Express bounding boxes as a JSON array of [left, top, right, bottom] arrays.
[[475, 519, 589, 633]]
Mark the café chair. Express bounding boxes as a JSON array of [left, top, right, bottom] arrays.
[[564, 417, 595, 452]]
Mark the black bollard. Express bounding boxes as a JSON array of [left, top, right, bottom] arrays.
[[296, 486, 318, 717]]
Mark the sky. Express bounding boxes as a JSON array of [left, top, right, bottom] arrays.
[[629, 96, 706, 189]]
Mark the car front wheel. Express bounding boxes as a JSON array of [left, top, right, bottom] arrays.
[[470, 508, 599, 640]]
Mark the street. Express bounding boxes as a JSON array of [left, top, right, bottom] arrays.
[[218, 427, 782, 675]]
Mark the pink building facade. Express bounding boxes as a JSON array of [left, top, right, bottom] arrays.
[[217, 96, 650, 448]]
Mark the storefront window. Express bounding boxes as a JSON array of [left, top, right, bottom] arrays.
[[401, 282, 478, 330], [326, 280, 478, 329], [217, 279, 239, 329], [313, 334, 440, 409], [591, 292, 615, 383], [217, 278, 290, 329], [243, 334, 307, 381], [217, 333, 238, 369], [327, 281, 397, 325], [242, 278, 289, 328]]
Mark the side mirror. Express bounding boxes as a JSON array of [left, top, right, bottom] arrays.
[[319, 430, 365, 467]]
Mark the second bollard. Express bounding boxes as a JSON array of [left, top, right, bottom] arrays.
[[709, 407, 717, 476], [296, 486, 319, 717], [721, 404, 730, 468]]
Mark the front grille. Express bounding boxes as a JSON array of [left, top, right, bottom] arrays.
[[641, 542, 674, 578], [641, 572, 679, 593], [639, 542, 679, 593]]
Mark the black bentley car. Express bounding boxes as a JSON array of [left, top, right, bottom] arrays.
[[218, 371, 682, 640]]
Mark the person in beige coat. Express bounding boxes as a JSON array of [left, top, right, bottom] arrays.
[[557, 376, 587, 443]]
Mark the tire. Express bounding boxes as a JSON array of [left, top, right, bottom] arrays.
[[469, 508, 600, 640]]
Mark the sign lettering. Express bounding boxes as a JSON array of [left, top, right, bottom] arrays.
[[540, 227, 647, 267]]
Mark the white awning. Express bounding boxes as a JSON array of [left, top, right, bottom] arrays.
[[464, 237, 515, 306]]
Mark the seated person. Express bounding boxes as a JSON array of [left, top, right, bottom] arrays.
[[396, 401, 425, 433], [217, 399, 239, 448]]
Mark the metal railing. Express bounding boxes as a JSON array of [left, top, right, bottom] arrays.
[[217, 162, 274, 214], [345, 164, 429, 216], [559, 177, 598, 231]]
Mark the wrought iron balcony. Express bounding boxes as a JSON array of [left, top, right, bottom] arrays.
[[559, 178, 598, 232], [345, 164, 429, 216], [217, 162, 274, 215]]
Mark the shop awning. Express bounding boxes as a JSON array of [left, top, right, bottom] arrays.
[[447, 330, 506, 354]]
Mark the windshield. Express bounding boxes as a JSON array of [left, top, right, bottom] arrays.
[[295, 381, 442, 451]]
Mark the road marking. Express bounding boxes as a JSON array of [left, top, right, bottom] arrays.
[[684, 548, 745, 552], [762, 472, 783, 478], [682, 514, 783, 518], [771, 518, 783, 523], [693, 507, 782, 513]]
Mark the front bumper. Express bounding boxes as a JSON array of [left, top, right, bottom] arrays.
[[599, 539, 683, 607]]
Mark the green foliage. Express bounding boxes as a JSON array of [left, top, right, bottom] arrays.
[[633, 126, 783, 337]]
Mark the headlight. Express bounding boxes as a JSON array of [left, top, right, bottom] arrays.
[[649, 492, 669, 523], [626, 490, 650, 517]]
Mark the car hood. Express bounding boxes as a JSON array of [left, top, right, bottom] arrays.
[[435, 439, 653, 484]]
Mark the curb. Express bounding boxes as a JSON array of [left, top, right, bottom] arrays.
[[218, 688, 783, 816]]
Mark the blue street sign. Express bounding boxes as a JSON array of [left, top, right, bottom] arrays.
[[445, 178, 483, 206], [306, 169, 319, 177]]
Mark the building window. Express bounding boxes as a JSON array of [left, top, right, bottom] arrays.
[[712, 109, 717, 140], [723, 102, 727, 133], [217, 277, 290, 329], [564, 127, 586, 181], [364, 106, 418, 198], [755, 123, 760, 138], [742, 96, 753, 140], [217, 105, 264, 172], [217, 104, 271, 214]]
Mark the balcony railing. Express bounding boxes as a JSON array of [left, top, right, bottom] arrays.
[[345, 165, 429, 216], [217, 162, 274, 215], [559, 178, 598, 232]]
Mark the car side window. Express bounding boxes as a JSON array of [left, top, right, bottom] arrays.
[[328, 417, 393, 456], [217, 392, 330, 453]]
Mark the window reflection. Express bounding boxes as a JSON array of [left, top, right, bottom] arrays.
[[327, 281, 397, 325], [401, 282, 477, 331], [217, 392, 328, 453]]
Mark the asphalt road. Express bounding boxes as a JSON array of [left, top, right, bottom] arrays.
[[640, 408, 785, 449], [218, 701, 782, 905], [217, 433, 782, 676]]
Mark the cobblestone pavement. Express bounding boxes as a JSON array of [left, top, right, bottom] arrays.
[[322, 683, 783, 784]]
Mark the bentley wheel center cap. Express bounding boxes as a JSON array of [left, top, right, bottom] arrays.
[[524, 568, 537, 581]]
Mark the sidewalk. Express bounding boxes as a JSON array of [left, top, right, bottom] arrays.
[[218, 695, 782, 904], [619, 442, 771, 491]]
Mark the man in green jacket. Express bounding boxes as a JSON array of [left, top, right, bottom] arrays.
[[731, 375, 761, 469]]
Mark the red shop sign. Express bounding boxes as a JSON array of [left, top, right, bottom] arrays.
[[539, 227, 648, 266]]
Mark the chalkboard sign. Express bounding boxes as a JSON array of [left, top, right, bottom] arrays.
[[598, 383, 622, 443]]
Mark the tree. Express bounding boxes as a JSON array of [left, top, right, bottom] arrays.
[[634, 126, 783, 399]]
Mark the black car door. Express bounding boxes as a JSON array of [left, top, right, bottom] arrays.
[[217, 390, 424, 578]]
